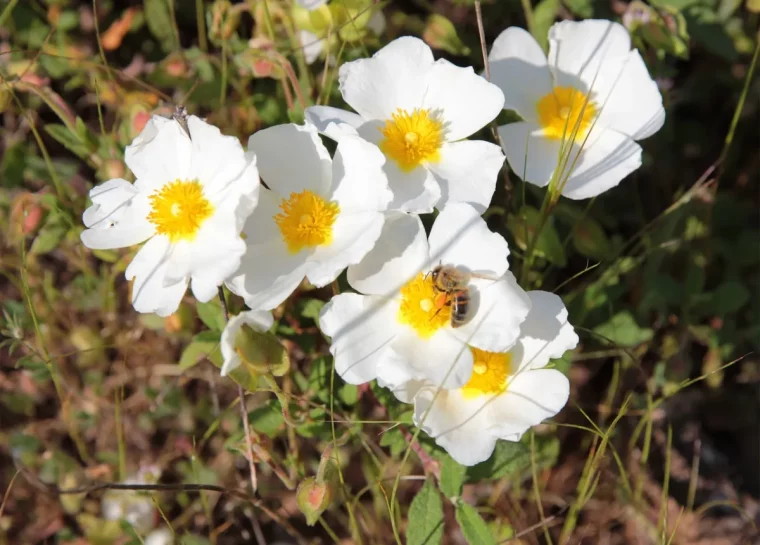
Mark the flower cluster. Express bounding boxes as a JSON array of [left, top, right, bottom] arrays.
[[81, 20, 663, 465]]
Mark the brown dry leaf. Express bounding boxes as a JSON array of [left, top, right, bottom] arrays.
[[102, 7, 138, 51]]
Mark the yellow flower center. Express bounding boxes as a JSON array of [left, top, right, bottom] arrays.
[[379, 108, 443, 172], [147, 179, 214, 242], [461, 347, 512, 399], [536, 86, 597, 141], [274, 190, 340, 254], [397, 273, 450, 338]]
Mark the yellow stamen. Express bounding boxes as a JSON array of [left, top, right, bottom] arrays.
[[147, 179, 214, 242], [536, 86, 597, 142], [397, 273, 450, 338], [379, 108, 443, 172], [461, 348, 512, 398], [274, 190, 339, 254]]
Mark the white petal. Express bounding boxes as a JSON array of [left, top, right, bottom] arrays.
[[428, 203, 509, 277], [126, 117, 192, 191], [512, 291, 578, 372], [80, 182, 154, 250], [591, 50, 664, 140], [161, 200, 248, 290], [300, 30, 324, 65], [226, 241, 310, 310], [559, 127, 642, 199], [386, 328, 473, 389], [450, 272, 531, 353], [297, 0, 327, 9], [187, 116, 255, 199], [413, 388, 497, 466], [384, 159, 441, 213], [338, 36, 434, 120], [220, 310, 274, 376], [428, 140, 504, 213], [126, 237, 188, 316], [307, 211, 385, 286], [328, 134, 392, 211], [351, 120, 441, 213], [347, 212, 427, 296], [237, 188, 282, 246], [319, 293, 398, 384], [247, 123, 332, 197], [488, 369, 569, 439], [82, 178, 138, 227], [498, 122, 560, 187], [381, 375, 426, 404], [548, 20, 632, 91], [305, 105, 363, 141], [191, 275, 223, 303], [488, 27, 552, 121], [423, 59, 504, 141]]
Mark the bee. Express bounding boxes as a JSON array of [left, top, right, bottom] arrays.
[[429, 264, 473, 328]]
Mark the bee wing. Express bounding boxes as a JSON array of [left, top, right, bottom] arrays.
[[470, 271, 501, 282]]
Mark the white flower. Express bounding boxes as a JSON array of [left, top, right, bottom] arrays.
[[300, 30, 324, 65], [403, 291, 579, 466], [227, 123, 392, 310], [220, 310, 275, 376], [101, 466, 162, 533], [319, 203, 531, 391], [80, 115, 259, 316], [305, 36, 505, 214], [296, 0, 327, 9], [488, 20, 665, 199], [145, 528, 174, 545]]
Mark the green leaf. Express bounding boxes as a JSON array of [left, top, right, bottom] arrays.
[[379, 427, 407, 457], [338, 382, 358, 406], [594, 312, 654, 347], [143, 0, 175, 51], [533, 0, 560, 51], [44, 123, 93, 160], [248, 399, 284, 437], [407, 480, 444, 545], [179, 331, 222, 370], [298, 298, 325, 322], [572, 217, 612, 261], [30, 212, 68, 255], [684, 6, 738, 61], [439, 454, 466, 498], [466, 441, 530, 482], [179, 535, 212, 545], [564, 0, 594, 17], [506, 206, 567, 267], [710, 281, 750, 315], [456, 501, 496, 545], [196, 301, 225, 331]]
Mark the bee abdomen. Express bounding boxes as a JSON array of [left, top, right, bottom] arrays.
[[450, 290, 472, 328]]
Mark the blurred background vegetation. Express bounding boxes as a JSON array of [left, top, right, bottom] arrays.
[[0, 0, 758, 543]]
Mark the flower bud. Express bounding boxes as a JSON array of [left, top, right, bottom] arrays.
[[296, 477, 332, 526], [234, 324, 290, 377], [209, 0, 242, 43], [10, 192, 44, 238], [296, 446, 339, 525]]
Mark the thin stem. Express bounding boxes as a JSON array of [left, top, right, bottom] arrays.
[[474, 1, 490, 81], [196, 0, 208, 51], [217, 287, 259, 493], [718, 35, 760, 168], [473, 0, 512, 206]]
